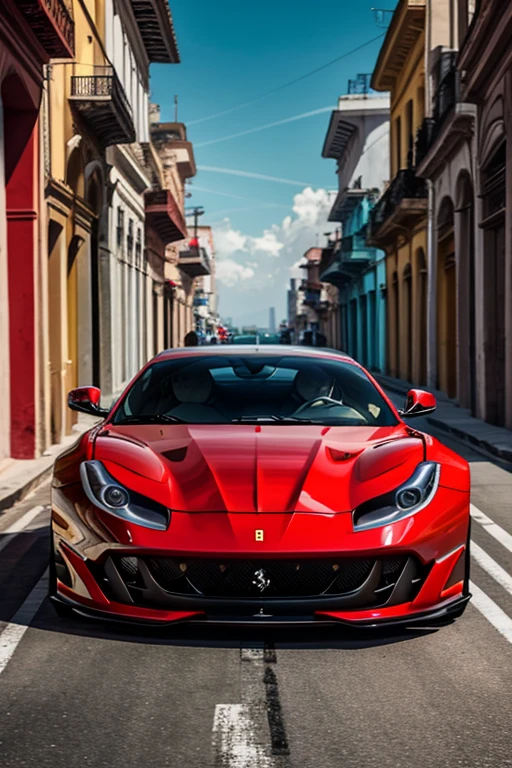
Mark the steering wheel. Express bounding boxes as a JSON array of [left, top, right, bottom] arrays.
[[292, 396, 344, 415]]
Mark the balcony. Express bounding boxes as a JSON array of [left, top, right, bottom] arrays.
[[367, 169, 427, 247], [17, 0, 75, 58], [150, 122, 196, 180], [69, 67, 135, 147], [319, 235, 371, 287], [131, 0, 180, 63], [145, 189, 188, 245], [179, 246, 211, 278], [415, 56, 475, 177]]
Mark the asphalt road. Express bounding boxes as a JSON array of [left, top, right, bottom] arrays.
[[1, 399, 512, 768]]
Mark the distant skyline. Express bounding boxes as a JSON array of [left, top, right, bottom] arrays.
[[151, 0, 396, 325]]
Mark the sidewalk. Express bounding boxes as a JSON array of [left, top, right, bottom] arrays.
[[0, 414, 100, 514], [376, 373, 512, 464]]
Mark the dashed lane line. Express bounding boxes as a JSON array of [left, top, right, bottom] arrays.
[[0, 505, 47, 555], [0, 570, 48, 676], [471, 503, 512, 555], [469, 580, 512, 645], [471, 540, 512, 597]]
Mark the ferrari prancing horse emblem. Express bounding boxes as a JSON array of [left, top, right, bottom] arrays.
[[255, 529, 264, 541]]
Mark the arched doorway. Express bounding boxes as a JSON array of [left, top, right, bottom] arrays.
[[415, 248, 427, 385], [455, 171, 476, 414], [436, 197, 457, 398], [403, 263, 412, 381]]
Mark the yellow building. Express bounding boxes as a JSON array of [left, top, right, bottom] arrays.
[[368, 0, 428, 385], [44, 0, 112, 442], [44, 0, 182, 442]]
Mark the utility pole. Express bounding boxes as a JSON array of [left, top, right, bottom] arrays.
[[185, 206, 205, 243], [174, 95, 179, 122]]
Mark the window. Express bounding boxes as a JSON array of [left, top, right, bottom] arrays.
[[112, 354, 398, 427], [405, 100, 414, 167], [116, 207, 124, 249], [135, 229, 142, 266], [127, 219, 134, 257], [395, 116, 402, 172]]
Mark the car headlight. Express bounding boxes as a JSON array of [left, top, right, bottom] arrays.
[[80, 460, 169, 530], [353, 462, 440, 531]]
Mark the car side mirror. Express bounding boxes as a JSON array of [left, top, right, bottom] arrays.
[[398, 388, 436, 418], [68, 387, 110, 417]]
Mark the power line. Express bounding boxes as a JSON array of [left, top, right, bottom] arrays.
[[187, 33, 386, 127]]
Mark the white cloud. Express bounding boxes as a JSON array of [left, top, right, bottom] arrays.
[[212, 187, 335, 325], [215, 259, 255, 288]]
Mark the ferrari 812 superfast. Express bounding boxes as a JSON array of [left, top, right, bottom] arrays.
[[50, 346, 471, 628]]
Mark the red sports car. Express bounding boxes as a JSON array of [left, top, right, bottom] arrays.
[[50, 346, 471, 628]]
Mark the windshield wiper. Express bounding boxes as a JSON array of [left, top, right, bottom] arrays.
[[231, 415, 315, 424], [115, 414, 187, 425]]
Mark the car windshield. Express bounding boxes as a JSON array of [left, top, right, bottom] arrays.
[[112, 355, 398, 427]]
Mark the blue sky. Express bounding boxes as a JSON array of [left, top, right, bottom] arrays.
[[150, 0, 393, 326]]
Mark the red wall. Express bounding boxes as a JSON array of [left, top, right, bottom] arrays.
[[6, 114, 38, 459]]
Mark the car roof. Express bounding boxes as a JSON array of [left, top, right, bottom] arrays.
[[155, 344, 354, 363]]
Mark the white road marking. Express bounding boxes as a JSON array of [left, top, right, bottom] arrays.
[[471, 541, 512, 597], [469, 580, 512, 645], [471, 503, 512, 555], [212, 704, 273, 768], [0, 505, 47, 554], [0, 569, 48, 676]]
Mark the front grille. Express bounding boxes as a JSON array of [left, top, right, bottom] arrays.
[[116, 555, 405, 599]]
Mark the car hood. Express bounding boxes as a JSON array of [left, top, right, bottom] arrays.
[[93, 424, 425, 514]]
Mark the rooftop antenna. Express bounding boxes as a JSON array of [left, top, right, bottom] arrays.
[[174, 94, 179, 122]]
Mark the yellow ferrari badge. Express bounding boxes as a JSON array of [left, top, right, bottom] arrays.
[[255, 529, 264, 542]]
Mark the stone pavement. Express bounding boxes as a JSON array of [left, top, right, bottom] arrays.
[[0, 414, 100, 513], [376, 373, 512, 464]]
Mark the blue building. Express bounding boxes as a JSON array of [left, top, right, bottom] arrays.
[[320, 84, 390, 373]]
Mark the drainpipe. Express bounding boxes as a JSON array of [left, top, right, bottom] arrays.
[[425, 0, 436, 389], [426, 179, 436, 389]]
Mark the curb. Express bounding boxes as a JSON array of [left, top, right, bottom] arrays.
[[427, 416, 512, 464], [375, 374, 512, 466], [0, 464, 53, 514], [0, 415, 101, 516]]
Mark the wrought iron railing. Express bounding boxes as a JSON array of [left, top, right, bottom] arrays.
[[71, 66, 133, 122], [18, 0, 75, 56], [46, 0, 74, 51], [415, 54, 460, 165], [368, 169, 427, 235]]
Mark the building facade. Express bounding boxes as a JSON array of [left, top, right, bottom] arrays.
[[320, 88, 389, 370], [192, 225, 218, 342], [0, 0, 74, 460], [456, 0, 512, 428], [294, 247, 340, 347], [368, 0, 429, 386], [150, 115, 200, 349], [413, 0, 478, 410]]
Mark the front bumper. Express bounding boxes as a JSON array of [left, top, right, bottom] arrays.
[[51, 483, 471, 628]]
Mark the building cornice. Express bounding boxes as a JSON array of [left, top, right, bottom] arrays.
[[371, 0, 426, 92], [322, 97, 390, 159], [130, 0, 180, 64]]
